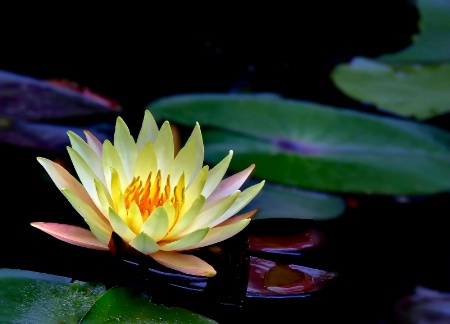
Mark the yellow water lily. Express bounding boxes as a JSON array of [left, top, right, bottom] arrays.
[[32, 111, 264, 277]]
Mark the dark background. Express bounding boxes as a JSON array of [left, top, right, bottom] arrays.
[[4, 1, 449, 323], [0, 1, 418, 123]]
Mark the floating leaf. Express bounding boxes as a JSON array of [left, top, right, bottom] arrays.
[[245, 181, 345, 221], [0, 268, 106, 323], [0, 70, 120, 121], [380, 0, 450, 64], [148, 94, 450, 195], [331, 57, 450, 120], [81, 286, 217, 323]]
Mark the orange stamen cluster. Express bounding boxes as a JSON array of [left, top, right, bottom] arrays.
[[124, 170, 185, 221]]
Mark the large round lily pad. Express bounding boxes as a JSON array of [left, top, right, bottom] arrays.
[[148, 93, 450, 195]]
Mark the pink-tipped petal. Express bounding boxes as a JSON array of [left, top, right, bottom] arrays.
[[84, 130, 103, 158], [201, 151, 233, 199], [150, 251, 216, 277], [31, 222, 109, 250], [205, 164, 255, 207], [37, 157, 92, 206], [187, 218, 251, 250], [216, 209, 258, 227], [209, 180, 264, 228]]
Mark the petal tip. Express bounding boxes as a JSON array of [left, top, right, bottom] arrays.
[[30, 221, 43, 229], [205, 269, 217, 277]]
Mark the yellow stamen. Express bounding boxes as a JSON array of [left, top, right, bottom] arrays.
[[123, 171, 185, 222], [171, 173, 185, 222]]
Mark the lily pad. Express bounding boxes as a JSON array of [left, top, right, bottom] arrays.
[[330, 57, 450, 120], [0, 268, 106, 323], [0, 268, 217, 323], [245, 181, 345, 221], [380, 0, 450, 64], [81, 286, 217, 323], [148, 93, 450, 195]]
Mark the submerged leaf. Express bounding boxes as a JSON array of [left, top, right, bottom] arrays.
[[331, 57, 450, 120], [148, 94, 450, 195]]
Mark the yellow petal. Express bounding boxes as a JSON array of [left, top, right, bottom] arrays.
[[94, 178, 113, 218], [183, 123, 204, 185], [130, 232, 160, 254], [114, 117, 138, 181], [61, 188, 111, 234], [88, 224, 112, 245], [182, 166, 208, 215], [159, 228, 209, 251], [141, 206, 170, 242], [169, 135, 197, 186], [110, 168, 122, 212], [134, 142, 157, 181], [150, 251, 216, 277], [136, 110, 159, 149], [205, 164, 254, 208], [153, 121, 174, 180], [163, 200, 176, 230], [31, 222, 109, 250], [103, 140, 128, 192], [187, 219, 251, 250], [109, 208, 136, 242], [202, 150, 233, 198], [68, 131, 105, 184], [84, 130, 103, 159], [186, 191, 240, 234], [67, 147, 103, 211], [209, 180, 265, 227], [127, 202, 143, 234], [116, 193, 128, 222], [165, 195, 206, 240]]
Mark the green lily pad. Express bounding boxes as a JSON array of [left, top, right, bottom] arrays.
[[0, 268, 106, 323], [331, 57, 450, 119], [380, 0, 450, 63], [81, 286, 217, 323], [148, 93, 450, 195], [246, 181, 345, 221], [0, 268, 217, 323]]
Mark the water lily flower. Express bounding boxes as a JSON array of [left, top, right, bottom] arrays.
[[32, 111, 264, 277]]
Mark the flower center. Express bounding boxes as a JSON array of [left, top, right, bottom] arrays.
[[123, 170, 185, 221]]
